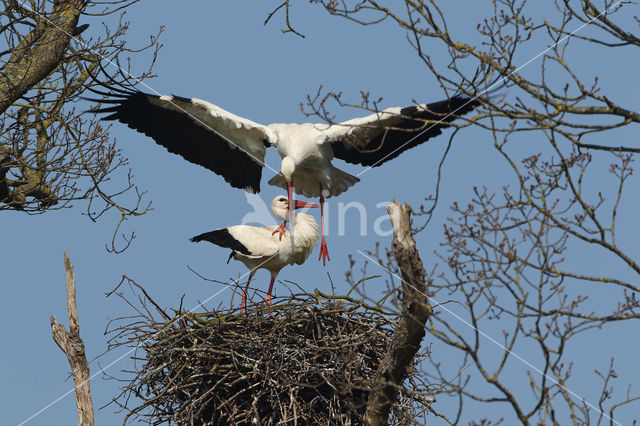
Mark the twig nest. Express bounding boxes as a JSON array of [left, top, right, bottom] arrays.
[[111, 292, 426, 425]]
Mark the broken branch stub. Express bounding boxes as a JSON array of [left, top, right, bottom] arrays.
[[50, 253, 94, 426], [365, 199, 432, 425]]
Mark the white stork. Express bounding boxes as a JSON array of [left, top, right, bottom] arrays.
[[90, 83, 485, 264], [190, 195, 320, 312]]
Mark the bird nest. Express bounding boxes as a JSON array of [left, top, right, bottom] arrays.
[[106, 288, 429, 425]]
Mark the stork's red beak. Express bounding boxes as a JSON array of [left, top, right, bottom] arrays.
[[294, 200, 320, 209]]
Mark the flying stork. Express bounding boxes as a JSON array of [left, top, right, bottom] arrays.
[[90, 83, 485, 264], [190, 195, 320, 312]]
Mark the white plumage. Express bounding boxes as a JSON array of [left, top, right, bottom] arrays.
[[190, 195, 320, 312], [91, 84, 483, 264]]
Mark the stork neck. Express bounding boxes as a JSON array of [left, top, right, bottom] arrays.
[[290, 213, 318, 237]]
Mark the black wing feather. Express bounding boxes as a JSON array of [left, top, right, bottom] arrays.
[[331, 95, 480, 167], [190, 228, 251, 255], [93, 89, 263, 193]]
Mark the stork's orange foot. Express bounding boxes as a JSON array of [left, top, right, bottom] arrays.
[[272, 221, 287, 240], [318, 237, 330, 266], [266, 293, 274, 316], [240, 288, 250, 314]]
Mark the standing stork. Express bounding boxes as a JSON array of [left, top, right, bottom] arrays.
[[190, 195, 319, 312], [90, 83, 486, 264]]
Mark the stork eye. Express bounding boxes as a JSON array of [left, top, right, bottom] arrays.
[[278, 198, 287, 202]]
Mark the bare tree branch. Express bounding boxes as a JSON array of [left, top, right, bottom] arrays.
[[50, 253, 94, 426], [1, 0, 160, 252], [282, 1, 640, 422], [365, 199, 432, 425], [0, 0, 86, 114], [265, 1, 306, 38]]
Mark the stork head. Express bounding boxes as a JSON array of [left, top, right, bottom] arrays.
[[270, 195, 319, 222], [281, 156, 295, 182]]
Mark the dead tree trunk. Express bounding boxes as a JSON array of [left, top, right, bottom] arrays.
[[365, 199, 432, 425], [50, 253, 94, 426]]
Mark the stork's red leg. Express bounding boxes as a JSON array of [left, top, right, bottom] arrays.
[[239, 272, 254, 314], [271, 221, 287, 240], [266, 274, 277, 316], [286, 180, 294, 225], [318, 184, 330, 266]]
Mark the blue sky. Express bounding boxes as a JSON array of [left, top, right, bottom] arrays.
[[2, 1, 639, 424]]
